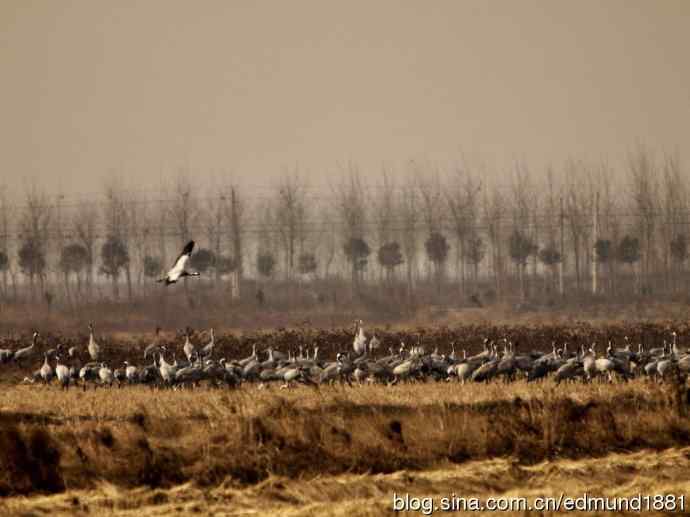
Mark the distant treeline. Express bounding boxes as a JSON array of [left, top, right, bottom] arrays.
[[0, 147, 688, 310]]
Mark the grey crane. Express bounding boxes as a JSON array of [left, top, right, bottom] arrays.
[[183, 329, 196, 362], [55, 355, 70, 390], [144, 326, 164, 360], [98, 363, 114, 387], [13, 331, 39, 365], [199, 328, 215, 359], [39, 353, 54, 384], [87, 323, 100, 362]]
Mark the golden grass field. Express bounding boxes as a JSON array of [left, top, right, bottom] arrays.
[[2, 378, 690, 516]]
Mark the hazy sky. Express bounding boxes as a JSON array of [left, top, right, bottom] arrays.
[[1, 0, 689, 196]]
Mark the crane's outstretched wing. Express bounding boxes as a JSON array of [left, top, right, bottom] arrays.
[[173, 240, 195, 265], [159, 240, 195, 284]]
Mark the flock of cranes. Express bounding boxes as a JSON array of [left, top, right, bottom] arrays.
[[3, 241, 687, 392], [1, 319, 689, 391]]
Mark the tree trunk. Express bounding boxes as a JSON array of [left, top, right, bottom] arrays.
[[573, 238, 581, 292], [459, 238, 466, 295], [87, 259, 94, 301], [0, 270, 6, 301], [125, 264, 133, 301], [63, 272, 71, 308], [406, 260, 413, 306], [10, 270, 17, 301]]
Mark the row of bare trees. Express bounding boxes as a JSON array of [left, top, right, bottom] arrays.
[[0, 148, 688, 309]]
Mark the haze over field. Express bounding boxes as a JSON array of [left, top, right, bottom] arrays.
[[5, 5, 690, 516], [1, 0, 689, 195]]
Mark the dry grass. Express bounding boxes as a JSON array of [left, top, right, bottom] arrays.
[[3, 447, 690, 516], [1, 379, 690, 515]]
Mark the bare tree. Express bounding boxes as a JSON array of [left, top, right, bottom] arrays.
[[661, 152, 687, 292], [100, 235, 129, 298], [596, 165, 621, 294], [399, 175, 419, 303], [18, 186, 51, 300], [167, 173, 198, 300], [275, 173, 307, 281], [378, 241, 404, 284], [463, 232, 485, 289], [73, 202, 99, 299], [203, 188, 225, 284], [564, 159, 593, 293], [103, 176, 135, 300], [510, 162, 537, 298], [540, 168, 562, 294], [425, 231, 449, 295], [335, 166, 367, 293], [320, 205, 338, 279], [416, 164, 444, 233], [52, 193, 67, 302], [223, 185, 244, 298], [373, 168, 396, 283], [59, 242, 88, 304], [416, 164, 444, 283], [628, 146, 659, 294], [256, 200, 276, 274], [447, 167, 481, 293], [169, 174, 197, 246], [0, 187, 12, 300], [483, 181, 506, 300], [128, 193, 151, 294]]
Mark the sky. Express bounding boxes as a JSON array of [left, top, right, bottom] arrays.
[[1, 0, 689, 197]]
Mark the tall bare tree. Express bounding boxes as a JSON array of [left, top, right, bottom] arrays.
[[103, 177, 135, 300], [447, 167, 481, 293], [628, 146, 659, 294], [399, 175, 419, 303], [203, 188, 225, 284], [510, 162, 537, 298], [73, 202, 99, 299], [564, 159, 593, 293], [661, 152, 687, 292], [128, 193, 151, 293], [0, 187, 12, 300], [275, 173, 307, 281], [169, 174, 197, 246], [595, 164, 620, 294], [483, 181, 506, 300], [335, 166, 367, 292], [416, 164, 444, 282], [18, 186, 51, 300], [320, 205, 338, 279], [373, 168, 396, 283], [219, 184, 244, 298]]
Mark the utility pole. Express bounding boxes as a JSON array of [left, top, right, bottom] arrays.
[[559, 195, 565, 297], [592, 191, 599, 295]]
